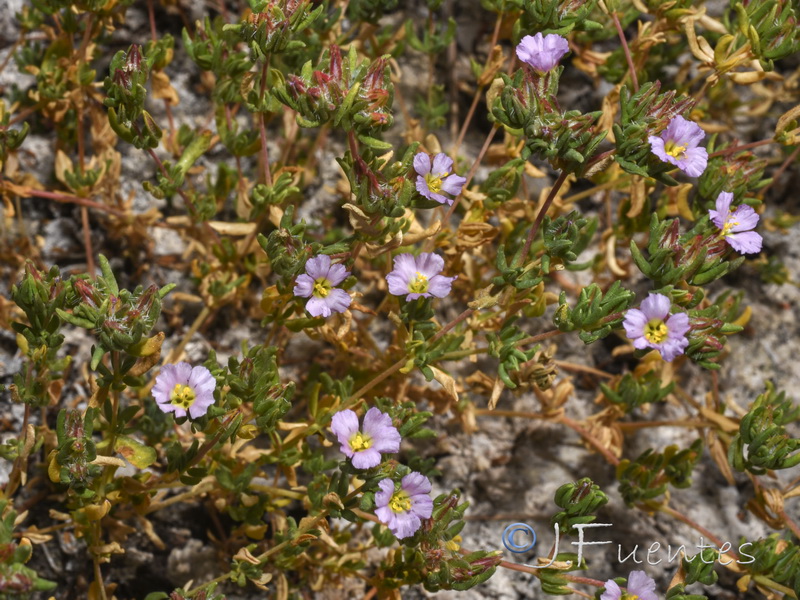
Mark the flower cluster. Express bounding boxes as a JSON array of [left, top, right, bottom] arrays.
[[375, 472, 434, 539], [516, 33, 570, 73], [623, 293, 690, 362], [413, 152, 466, 206], [294, 251, 455, 318], [330, 407, 433, 539], [293, 255, 352, 318], [331, 407, 401, 469], [152, 362, 216, 419], [710, 191, 762, 254], [601, 571, 657, 600], [386, 252, 456, 301], [649, 115, 708, 177]]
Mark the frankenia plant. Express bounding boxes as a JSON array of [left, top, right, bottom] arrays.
[[152, 362, 217, 419], [623, 293, 690, 362], [4, 0, 800, 598], [709, 191, 763, 254], [414, 152, 467, 205], [375, 472, 434, 539], [648, 115, 708, 177], [331, 407, 401, 468], [386, 252, 456, 301], [293, 255, 352, 317]]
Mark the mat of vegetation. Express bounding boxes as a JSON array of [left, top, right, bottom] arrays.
[[0, 0, 799, 599]]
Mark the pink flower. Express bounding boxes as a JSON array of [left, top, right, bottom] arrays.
[[385, 253, 456, 301], [293, 255, 351, 317], [375, 472, 434, 539], [516, 33, 570, 73], [600, 570, 658, 600], [709, 191, 762, 254], [623, 293, 690, 362], [414, 153, 466, 206], [152, 362, 216, 419], [330, 408, 401, 469], [648, 116, 708, 177]]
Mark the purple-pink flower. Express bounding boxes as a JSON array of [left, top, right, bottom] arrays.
[[386, 252, 456, 301], [414, 152, 466, 206], [152, 362, 216, 419], [330, 407, 401, 469], [516, 33, 570, 73], [375, 472, 434, 539], [709, 191, 762, 254], [623, 293, 690, 362], [600, 570, 658, 600], [648, 115, 708, 177], [293, 255, 351, 318]]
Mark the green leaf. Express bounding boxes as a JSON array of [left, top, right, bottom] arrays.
[[115, 435, 157, 468]]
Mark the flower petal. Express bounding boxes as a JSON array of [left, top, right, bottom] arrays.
[[415, 176, 432, 199], [665, 312, 690, 339], [431, 153, 453, 176], [427, 274, 455, 298], [640, 293, 671, 320], [305, 296, 330, 317], [679, 146, 708, 177], [401, 471, 432, 496], [331, 409, 359, 449], [623, 308, 647, 340], [628, 571, 657, 600], [599, 580, 622, 600], [415, 252, 445, 279], [648, 136, 669, 163], [392, 512, 422, 539], [441, 174, 466, 196], [727, 230, 763, 254], [729, 205, 759, 232], [375, 478, 395, 507], [305, 255, 331, 280], [362, 408, 401, 453], [351, 448, 381, 469], [413, 152, 431, 176], [658, 336, 689, 362], [324, 288, 351, 314], [326, 262, 349, 286], [714, 191, 734, 219], [293, 274, 314, 298]]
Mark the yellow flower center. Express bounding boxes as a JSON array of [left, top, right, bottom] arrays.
[[721, 219, 738, 236], [664, 140, 686, 159], [408, 272, 429, 294], [621, 594, 640, 600], [425, 172, 446, 194], [313, 277, 332, 298], [389, 490, 412, 513], [170, 384, 196, 409], [644, 319, 668, 344], [349, 432, 372, 451]]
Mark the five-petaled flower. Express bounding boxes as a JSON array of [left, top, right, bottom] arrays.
[[330, 407, 401, 469], [600, 570, 658, 600], [516, 32, 570, 73], [375, 472, 434, 539], [648, 115, 708, 177], [709, 191, 762, 255], [386, 252, 456, 301], [414, 152, 466, 206], [293, 255, 351, 318], [153, 362, 216, 419], [623, 293, 690, 362]]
